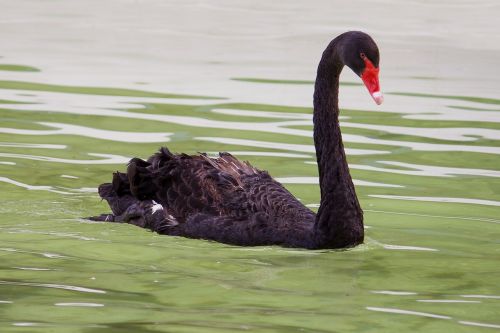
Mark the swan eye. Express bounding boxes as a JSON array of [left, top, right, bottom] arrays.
[[360, 52, 367, 60]]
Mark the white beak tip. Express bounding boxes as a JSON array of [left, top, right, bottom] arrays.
[[372, 91, 384, 105]]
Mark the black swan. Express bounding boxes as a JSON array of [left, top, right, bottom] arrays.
[[90, 31, 383, 249]]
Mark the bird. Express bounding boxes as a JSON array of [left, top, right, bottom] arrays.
[[90, 31, 383, 249]]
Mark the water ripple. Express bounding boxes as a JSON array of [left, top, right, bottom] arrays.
[[0, 122, 172, 143], [374, 161, 500, 178], [406, 110, 500, 123], [458, 321, 500, 329], [382, 244, 438, 252], [0, 176, 71, 194], [0, 247, 67, 259], [212, 108, 500, 142], [364, 209, 500, 224], [0, 280, 106, 294], [60, 174, 79, 179], [0, 152, 130, 164], [370, 195, 500, 207], [55, 302, 104, 307], [13, 267, 53, 271], [212, 108, 313, 120], [0, 142, 66, 149], [6, 101, 500, 154], [366, 306, 451, 319], [417, 299, 480, 303], [7, 229, 101, 241], [343, 133, 500, 155], [343, 122, 500, 142], [275, 177, 403, 188], [371, 290, 418, 296], [195, 136, 389, 155], [307, 160, 500, 178], [461, 295, 500, 299]]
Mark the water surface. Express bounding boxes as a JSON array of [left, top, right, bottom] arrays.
[[1, 1, 499, 332]]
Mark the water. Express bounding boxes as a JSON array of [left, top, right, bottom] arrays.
[[1, 0, 500, 331]]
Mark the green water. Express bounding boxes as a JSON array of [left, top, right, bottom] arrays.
[[1, 76, 499, 332], [2, 1, 500, 332]]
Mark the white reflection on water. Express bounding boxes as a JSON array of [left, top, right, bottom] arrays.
[[5, 101, 500, 154], [382, 244, 438, 252], [275, 177, 403, 188], [366, 307, 451, 320], [0, 153, 130, 164], [55, 302, 104, 307], [13, 267, 53, 271], [370, 195, 500, 207], [364, 209, 500, 225], [195, 137, 389, 155], [417, 299, 480, 303], [458, 321, 500, 329], [0, 280, 106, 294], [0, 122, 172, 143], [343, 122, 500, 142], [61, 174, 79, 179], [307, 160, 500, 178], [0, 142, 66, 149], [0, 247, 66, 259], [371, 291, 417, 296], [71, 187, 98, 193], [212, 108, 314, 120], [461, 295, 500, 299], [370, 161, 500, 178], [213, 108, 500, 142], [7, 229, 100, 241], [342, 133, 500, 154], [0, 176, 71, 194], [406, 110, 500, 123]]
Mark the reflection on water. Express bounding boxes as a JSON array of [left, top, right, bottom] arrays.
[[308, 160, 500, 178], [195, 136, 390, 155], [0, 122, 173, 143], [461, 295, 500, 299], [0, 153, 131, 165], [459, 321, 500, 329], [366, 306, 452, 320], [0, 280, 107, 294], [370, 194, 500, 207], [416, 299, 480, 303], [55, 302, 105, 307], [0, 176, 71, 194], [275, 176, 403, 188], [1, 0, 499, 332], [371, 291, 417, 295], [381, 244, 438, 252], [0, 142, 66, 149]]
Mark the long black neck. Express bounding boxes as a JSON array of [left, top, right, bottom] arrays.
[[312, 38, 364, 248]]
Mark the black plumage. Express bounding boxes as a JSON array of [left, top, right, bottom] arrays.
[[90, 31, 382, 249]]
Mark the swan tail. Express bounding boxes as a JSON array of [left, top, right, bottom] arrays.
[[127, 158, 157, 201], [93, 147, 266, 231]]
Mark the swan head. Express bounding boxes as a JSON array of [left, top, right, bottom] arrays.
[[340, 31, 383, 105]]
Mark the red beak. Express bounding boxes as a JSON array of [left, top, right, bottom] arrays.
[[361, 57, 383, 105]]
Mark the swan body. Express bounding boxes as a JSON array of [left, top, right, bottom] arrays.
[[91, 31, 382, 249]]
